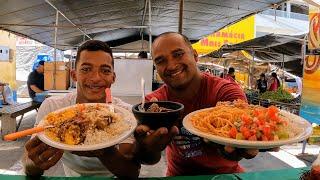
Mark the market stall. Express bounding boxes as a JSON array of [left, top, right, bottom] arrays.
[[202, 34, 306, 113], [199, 51, 271, 89], [207, 33, 305, 76]]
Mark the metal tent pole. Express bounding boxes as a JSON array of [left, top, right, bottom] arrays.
[[219, 48, 226, 78], [273, 4, 278, 21], [53, 10, 59, 90], [282, 53, 285, 89], [251, 49, 255, 89], [0, 23, 148, 29], [140, 0, 148, 51], [178, 0, 184, 33], [45, 0, 94, 90], [141, 33, 144, 50], [301, 31, 308, 154], [148, 0, 152, 55], [45, 0, 92, 40]]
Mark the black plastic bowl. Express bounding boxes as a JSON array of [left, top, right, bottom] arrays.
[[132, 101, 184, 130]]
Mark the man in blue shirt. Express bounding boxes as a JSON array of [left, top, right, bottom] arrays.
[[27, 61, 44, 101]]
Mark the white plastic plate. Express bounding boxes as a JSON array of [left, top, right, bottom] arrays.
[[183, 108, 312, 149], [37, 103, 137, 151]]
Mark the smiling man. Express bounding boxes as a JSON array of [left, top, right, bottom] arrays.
[[72, 45, 116, 103], [23, 40, 140, 178], [135, 32, 263, 176]]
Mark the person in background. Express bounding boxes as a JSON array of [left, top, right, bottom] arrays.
[[225, 67, 236, 82], [268, 72, 280, 91], [0, 82, 14, 105], [138, 51, 148, 59], [219, 69, 227, 78], [294, 76, 302, 97], [256, 73, 267, 93], [134, 32, 273, 176], [27, 61, 44, 101]]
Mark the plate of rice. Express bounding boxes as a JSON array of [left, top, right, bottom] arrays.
[[37, 103, 137, 151]]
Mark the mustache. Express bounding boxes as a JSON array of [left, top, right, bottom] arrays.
[[164, 65, 186, 77]]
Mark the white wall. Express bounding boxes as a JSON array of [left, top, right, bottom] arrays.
[[111, 59, 153, 96]]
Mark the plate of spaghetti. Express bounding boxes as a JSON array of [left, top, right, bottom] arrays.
[[37, 103, 137, 151], [183, 100, 312, 149]]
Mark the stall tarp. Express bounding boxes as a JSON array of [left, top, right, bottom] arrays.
[[200, 51, 269, 72], [0, 0, 287, 50], [207, 34, 305, 62], [113, 40, 149, 52]]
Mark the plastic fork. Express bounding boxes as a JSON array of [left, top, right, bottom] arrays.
[[105, 88, 114, 113], [138, 77, 146, 112], [4, 125, 54, 141]]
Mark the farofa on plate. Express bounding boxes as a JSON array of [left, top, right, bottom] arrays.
[[43, 104, 130, 145]]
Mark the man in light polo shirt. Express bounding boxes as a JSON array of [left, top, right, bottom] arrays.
[[23, 40, 140, 178]]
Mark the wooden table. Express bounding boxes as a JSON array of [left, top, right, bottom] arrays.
[[0, 102, 41, 138]]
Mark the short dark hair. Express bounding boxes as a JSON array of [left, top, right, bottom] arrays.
[[154, 32, 193, 50], [271, 72, 277, 77], [38, 61, 45, 66], [138, 51, 148, 58], [260, 73, 265, 77], [75, 40, 114, 68], [228, 67, 235, 74]]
